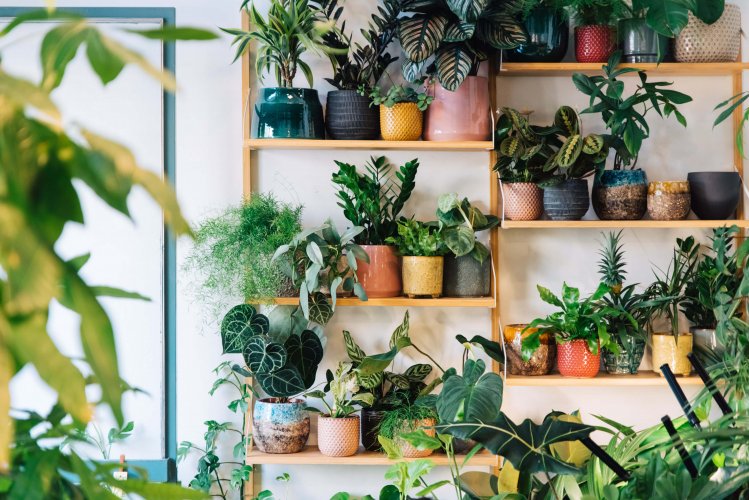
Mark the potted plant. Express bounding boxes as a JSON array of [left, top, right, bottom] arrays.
[[386, 219, 447, 298], [378, 404, 439, 458], [306, 362, 374, 457], [522, 282, 618, 378], [642, 236, 699, 376], [362, 82, 433, 141], [568, 0, 625, 62], [625, 0, 725, 40], [223, 0, 332, 139], [220, 304, 324, 454], [397, 0, 526, 141], [507, 0, 570, 62], [273, 220, 368, 321], [437, 194, 499, 297], [494, 107, 558, 220], [596, 231, 648, 374], [573, 52, 692, 220], [503, 324, 556, 375], [675, 4, 741, 63], [318, 0, 400, 139], [331, 156, 419, 298], [618, 3, 671, 63]]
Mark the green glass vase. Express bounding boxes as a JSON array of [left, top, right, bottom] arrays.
[[253, 87, 325, 139]]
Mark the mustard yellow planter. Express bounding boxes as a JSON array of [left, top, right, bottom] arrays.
[[402, 256, 443, 298], [652, 332, 693, 376], [380, 103, 423, 141]]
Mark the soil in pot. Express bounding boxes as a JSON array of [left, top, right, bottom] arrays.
[[402, 256, 443, 298], [253, 398, 310, 454], [361, 408, 386, 452], [575, 25, 617, 62], [592, 170, 648, 220], [254, 87, 325, 139], [603, 337, 646, 375], [652, 333, 693, 376], [687, 172, 741, 220], [326, 90, 379, 140], [424, 76, 490, 141], [443, 254, 490, 297], [356, 245, 401, 298], [507, 7, 569, 62], [503, 324, 556, 376], [543, 179, 590, 221], [647, 181, 691, 220], [501, 182, 544, 221], [557, 339, 600, 378], [619, 18, 671, 63], [317, 415, 360, 457], [380, 103, 423, 141]]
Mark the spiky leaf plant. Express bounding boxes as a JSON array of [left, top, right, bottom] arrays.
[[597, 230, 626, 294]]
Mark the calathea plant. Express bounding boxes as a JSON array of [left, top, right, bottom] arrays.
[[437, 193, 499, 263], [493, 107, 558, 184]]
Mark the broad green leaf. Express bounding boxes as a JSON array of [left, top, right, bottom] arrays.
[[284, 330, 323, 389], [243, 336, 286, 374], [456, 334, 504, 364], [256, 367, 307, 398], [308, 292, 333, 325], [126, 26, 218, 40], [40, 20, 89, 91], [221, 304, 270, 354], [358, 346, 398, 376], [0, 70, 60, 125], [444, 225, 475, 257], [437, 359, 503, 424], [86, 29, 125, 85], [96, 31, 176, 90]]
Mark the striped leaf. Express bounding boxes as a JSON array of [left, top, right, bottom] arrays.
[[343, 330, 366, 363], [443, 20, 475, 42], [543, 151, 560, 172], [582, 134, 604, 155], [476, 15, 527, 49], [500, 137, 522, 158], [402, 59, 427, 83], [554, 106, 579, 136], [359, 371, 384, 390], [398, 14, 448, 62], [385, 372, 411, 390], [501, 107, 535, 142], [435, 43, 474, 91], [521, 143, 544, 161], [405, 363, 433, 381], [389, 311, 411, 349], [557, 135, 583, 168], [447, 0, 490, 22]]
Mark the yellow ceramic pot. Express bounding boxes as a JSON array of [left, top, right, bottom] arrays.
[[402, 256, 443, 298], [380, 103, 423, 141], [652, 332, 693, 376]]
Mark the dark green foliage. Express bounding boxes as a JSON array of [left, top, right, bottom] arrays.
[[436, 359, 503, 424], [437, 194, 498, 263], [332, 156, 419, 245], [714, 91, 749, 158], [221, 304, 271, 354], [362, 83, 434, 110], [626, 0, 725, 37], [567, 0, 628, 25], [386, 219, 447, 257], [379, 404, 438, 440]]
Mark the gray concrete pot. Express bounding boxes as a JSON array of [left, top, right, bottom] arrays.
[[443, 254, 491, 297]]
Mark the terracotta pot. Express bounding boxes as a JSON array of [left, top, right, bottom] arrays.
[[557, 339, 600, 378], [575, 25, 617, 63], [501, 182, 544, 221], [380, 103, 423, 141], [503, 324, 556, 376], [652, 332, 693, 376], [675, 4, 741, 63], [402, 256, 444, 298], [253, 398, 310, 454], [356, 245, 401, 298], [647, 181, 691, 220], [424, 76, 490, 141], [317, 415, 360, 457], [395, 418, 436, 458]]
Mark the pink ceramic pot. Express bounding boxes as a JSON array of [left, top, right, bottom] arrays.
[[423, 76, 491, 141], [355, 245, 401, 298], [557, 339, 600, 378], [317, 415, 360, 457]]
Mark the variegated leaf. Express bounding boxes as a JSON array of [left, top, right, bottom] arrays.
[[554, 106, 579, 136], [443, 20, 475, 41], [359, 371, 384, 390], [557, 134, 583, 168], [385, 372, 411, 390], [343, 329, 366, 364], [582, 134, 604, 154], [220, 304, 270, 354], [436, 43, 474, 91], [402, 59, 426, 83], [242, 336, 286, 374], [447, 0, 490, 23], [405, 363, 433, 381], [521, 143, 544, 160], [389, 311, 411, 349], [309, 292, 333, 325], [499, 137, 522, 158], [398, 14, 448, 62], [475, 15, 527, 49]]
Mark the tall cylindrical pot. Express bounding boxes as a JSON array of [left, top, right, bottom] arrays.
[[647, 181, 691, 220], [619, 18, 671, 63], [687, 172, 741, 220], [361, 408, 386, 452], [557, 339, 600, 378], [507, 7, 569, 62], [675, 4, 741, 62], [503, 324, 556, 376], [380, 103, 423, 141], [317, 415, 360, 457], [253, 398, 310, 454], [253, 87, 325, 139], [575, 25, 617, 62], [501, 182, 544, 220], [356, 245, 401, 298], [652, 332, 693, 376], [326, 90, 379, 140], [603, 336, 646, 375], [424, 76, 490, 141], [443, 254, 491, 297], [592, 170, 648, 220], [402, 256, 444, 298], [543, 179, 590, 221]]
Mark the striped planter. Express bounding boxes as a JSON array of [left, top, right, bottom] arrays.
[[543, 179, 590, 220]]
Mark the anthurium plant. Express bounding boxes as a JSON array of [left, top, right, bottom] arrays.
[[436, 193, 499, 264]]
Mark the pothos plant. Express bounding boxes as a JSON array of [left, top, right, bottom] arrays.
[[437, 193, 499, 264]]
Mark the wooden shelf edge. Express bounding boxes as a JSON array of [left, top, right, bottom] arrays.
[[499, 61, 749, 76], [244, 139, 494, 151], [505, 372, 703, 387], [271, 296, 496, 308], [501, 220, 749, 229], [246, 447, 497, 466]]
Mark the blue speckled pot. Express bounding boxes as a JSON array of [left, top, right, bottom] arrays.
[[593, 170, 648, 220], [253, 398, 309, 454]]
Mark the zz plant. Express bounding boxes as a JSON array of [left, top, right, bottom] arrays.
[[437, 194, 499, 264]]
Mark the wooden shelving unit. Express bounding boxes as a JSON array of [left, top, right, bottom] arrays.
[[272, 296, 496, 308], [245, 138, 494, 151], [501, 219, 749, 229], [246, 447, 496, 467], [499, 61, 749, 76], [505, 372, 702, 387]]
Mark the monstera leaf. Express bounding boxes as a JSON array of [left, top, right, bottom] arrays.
[[242, 335, 286, 374], [220, 304, 270, 354], [437, 359, 503, 425], [284, 329, 324, 389]]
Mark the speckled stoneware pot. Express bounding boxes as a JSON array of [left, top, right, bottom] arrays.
[[443, 254, 491, 297], [647, 181, 691, 220], [402, 256, 444, 298], [503, 324, 556, 376], [593, 170, 648, 220], [543, 179, 590, 220], [652, 333, 693, 376], [603, 337, 645, 375], [253, 398, 310, 454]]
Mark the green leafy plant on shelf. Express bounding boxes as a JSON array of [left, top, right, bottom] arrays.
[[378, 403, 438, 443], [61, 420, 135, 460], [305, 362, 374, 418], [567, 0, 627, 26], [518, 0, 571, 21], [361, 82, 434, 111], [437, 194, 499, 264], [623, 0, 724, 37], [331, 156, 419, 245], [714, 92, 749, 157], [386, 219, 447, 257]]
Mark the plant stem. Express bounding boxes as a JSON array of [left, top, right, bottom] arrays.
[[411, 343, 446, 373], [544, 470, 561, 500]]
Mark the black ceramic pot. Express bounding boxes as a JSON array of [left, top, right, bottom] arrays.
[[361, 408, 386, 451], [443, 254, 491, 297], [688, 172, 741, 220], [543, 179, 590, 220], [507, 7, 569, 62], [592, 170, 648, 220], [326, 90, 379, 140], [619, 18, 671, 63]]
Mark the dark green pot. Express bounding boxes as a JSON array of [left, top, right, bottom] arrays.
[[443, 254, 491, 297], [253, 87, 325, 139], [619, 18, 671, 63], [603, 337, 646, 375], [507, 7, 569, 62]]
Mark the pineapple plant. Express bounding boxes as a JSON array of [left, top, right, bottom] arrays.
[[598, 230, 626, 295]]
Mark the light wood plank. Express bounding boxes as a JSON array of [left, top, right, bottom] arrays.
[[271, 296, 496, 308], [244, 139, 494, 151], [246, 446, 497, 466], [501, 219, 749, 229], [505, 371, 703, 387], [499, 62, 749, 77]]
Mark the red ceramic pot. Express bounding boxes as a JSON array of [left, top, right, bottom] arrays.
[[575, 25, 616, 63], [557, 339, 600, 378], [423, 76, 491, 141], [355, 245, 401, 298]]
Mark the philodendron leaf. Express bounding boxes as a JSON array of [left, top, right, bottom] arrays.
[[284, 330, 323, 389], [438, 193, 461, 213], [220, 304, 270, 354], [242, 336, 286, 375], [436, 359, 503, 425], [267, 306, 307, 343], [456, 334, 504, 364], [444, 225, 475, 257], [358, 345, 399, 377]]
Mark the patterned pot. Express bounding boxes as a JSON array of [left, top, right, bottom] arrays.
[[424, 76, 490, 141], [647, 181, 691, 220], [361, 408, 386, 452], [557, 339, 600, 378], [675, 4, 741, 63], [443, 254, 491, 298], [318, 415, 360, 457], [603, 336, 646, 375], [543, 179, 590, 221], [380, 103, 423, 141], [501, 182, 544, 220], [593, 170, 648, 220], [395, 418, 436, 458], [575, 25, 617, 63], [253, 87, 325, 139], [619, 18, 671, 63], [326, 90, 379, 140], [507, 7, 569, 62], [253, 398, 310, 454], [652, 333, 693, 376], [402, 256, 443, 298], [688, 172, 741, 220], [503, 324, 556, 376], [356, 245, 401, 298]]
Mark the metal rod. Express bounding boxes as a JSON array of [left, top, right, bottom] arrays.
[[580, 437, 630, 481], [687, 353, 732, 416], [660, 363, 702, 429], [661, 416, 698, 479]]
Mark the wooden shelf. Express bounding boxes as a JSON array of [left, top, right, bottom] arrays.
[[505, 371, 703, 387], [244, 139, 494, 151], [501, 219, 749, 229], [246, 446, 497, 466], [499, 61, 749, 76], [272, 296, 496, 308]]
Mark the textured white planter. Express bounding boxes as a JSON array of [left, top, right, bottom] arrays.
[[675, 4, 741, 62]]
